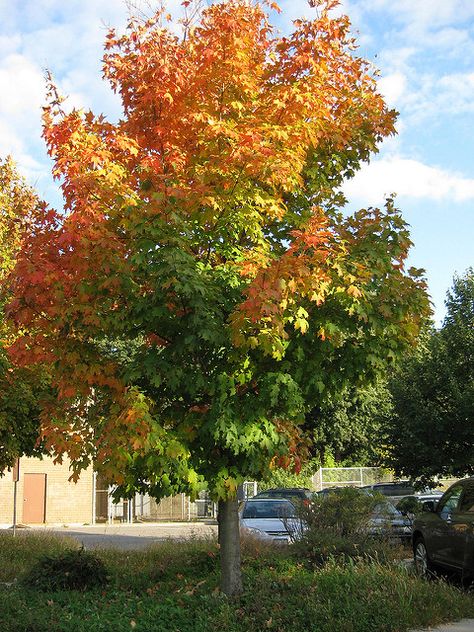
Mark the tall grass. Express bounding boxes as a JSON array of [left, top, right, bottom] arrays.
[[0, 531, 78, 582], [0, 532, 473, 632]]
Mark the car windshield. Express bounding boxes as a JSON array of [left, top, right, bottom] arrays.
[[373, 502, 402, 517], [242, 500, 296, 519]]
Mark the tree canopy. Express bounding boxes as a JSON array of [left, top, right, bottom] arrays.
[[307, 380, 393, 467], [386, 269, 474, 485], [0, 158, 51, 470]]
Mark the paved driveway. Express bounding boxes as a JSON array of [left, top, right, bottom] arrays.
[[23, 522, 218, 550]]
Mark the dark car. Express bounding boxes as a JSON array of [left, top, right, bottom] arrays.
[[317, 486, 347, 496], [361, 481, 415, 502], [362, 481, 443, 507], [412, 477, 474, 577], [253, 488, 313, 503]]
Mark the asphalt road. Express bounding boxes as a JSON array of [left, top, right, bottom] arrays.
[[12, 522, 218, 550]]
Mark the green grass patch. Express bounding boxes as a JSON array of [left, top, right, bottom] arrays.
[[0, 532, 473, 632], [0, 531, 79, 582]]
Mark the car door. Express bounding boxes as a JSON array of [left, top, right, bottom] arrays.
[[451, 480, 474, 572], [429, 484, 464, 568]]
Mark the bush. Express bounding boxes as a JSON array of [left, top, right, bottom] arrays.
[[0, 532, 78, 583], [397, 496, 422, 517], [292, 487, 402, 565], [257, 458, 320, 491], [22, 548, 108, 591]]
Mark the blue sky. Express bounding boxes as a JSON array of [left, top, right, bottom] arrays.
[[1, 0, 473, 324]]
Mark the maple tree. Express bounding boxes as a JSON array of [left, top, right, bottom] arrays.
[[7, 0, 430, 594], [0, 158, 51, 470]]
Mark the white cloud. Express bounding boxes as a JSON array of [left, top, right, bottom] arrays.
[[276, 0, 318, 25], [343, 156, 474, 204], [0, 120, 24, 157], [0, 54, 44, 115], [377, 72, 407, 107], [0, 1, 131, 198], [0, 53, 45, 171], [397, 71, 474, 123]]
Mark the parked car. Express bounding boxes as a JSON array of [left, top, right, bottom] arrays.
[[412, 477, 474, 577], [397, 492, 444, 517], [239, 498, 303, 544], [361, 481, 418, 505], [316, 486, 347, 496], [368, 499, 412, 540], [362, 481, 443, 506], [253, 487, 314, 503]]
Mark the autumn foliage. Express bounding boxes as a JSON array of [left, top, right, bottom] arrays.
[[6, 0, 428, 498], [0, 159, 51, 469]]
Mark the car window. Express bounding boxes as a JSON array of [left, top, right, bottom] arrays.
[[437, 485, 463, 518], [373, 501, 401, 518], [374, 483, 414, 496], [242, 500, 296, 519], [460, 481, 474, 512]]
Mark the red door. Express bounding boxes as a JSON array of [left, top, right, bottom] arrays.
[[23, 474, 46, 523]]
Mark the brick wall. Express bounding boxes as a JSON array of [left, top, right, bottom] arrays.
[[0, 456, 94, 525]]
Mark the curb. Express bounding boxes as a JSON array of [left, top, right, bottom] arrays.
[[410, 621, 474, 631]]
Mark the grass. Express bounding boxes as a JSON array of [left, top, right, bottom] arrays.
[[1, 532, 474, 632]]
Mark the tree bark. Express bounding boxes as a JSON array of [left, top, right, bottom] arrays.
[[218, 498, 242, 596]]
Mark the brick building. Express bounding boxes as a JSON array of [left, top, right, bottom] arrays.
[[0, 456, 94, 526], [0, 455, 210, 526]]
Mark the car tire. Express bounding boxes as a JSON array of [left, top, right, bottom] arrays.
[[414, 537, 435, 579]]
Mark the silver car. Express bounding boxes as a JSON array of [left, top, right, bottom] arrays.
[[239, 498, 302, 544], [369, 500, 412, 539]]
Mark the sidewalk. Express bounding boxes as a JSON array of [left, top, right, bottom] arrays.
[[411, 621, 474, 631]]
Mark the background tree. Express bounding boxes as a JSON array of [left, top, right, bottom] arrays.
[[386, 269, 474, 485], [7, 0, 429, 594], [308, 380, 393, 467], [0, 158, 51, 471]]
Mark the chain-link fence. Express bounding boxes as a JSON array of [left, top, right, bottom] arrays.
[[312, 467, 394, 492], [94, 475, 216, 523], [94, 469, 456, 524]]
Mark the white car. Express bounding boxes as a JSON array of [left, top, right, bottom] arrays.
[[239, 498, 303, 544]]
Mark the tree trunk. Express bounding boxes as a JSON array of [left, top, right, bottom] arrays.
[[218, 498, 242, 596]]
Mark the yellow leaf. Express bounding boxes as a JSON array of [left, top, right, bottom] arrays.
[[347, 285, 362, 298]]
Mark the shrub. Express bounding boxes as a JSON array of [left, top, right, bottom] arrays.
[[22, 547, 108, 591], [0, 532, 78, 583], [397, 496, 422, 517], [292, 487, 402, 565]]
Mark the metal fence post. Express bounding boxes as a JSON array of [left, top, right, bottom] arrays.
[[92, 471, 97, 525]]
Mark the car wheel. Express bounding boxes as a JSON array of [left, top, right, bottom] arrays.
[[414, 537, 434, 579]]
